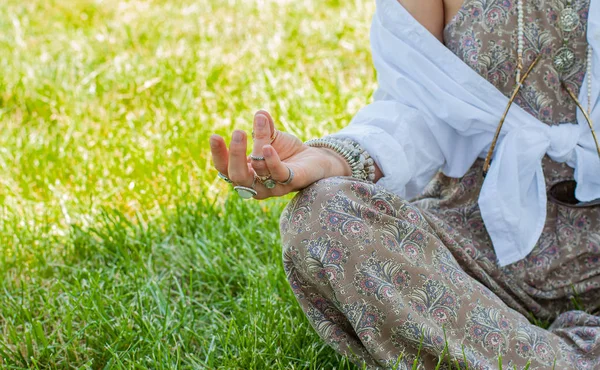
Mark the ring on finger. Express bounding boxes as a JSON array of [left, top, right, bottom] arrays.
[[218, 172, 233, 184], [249, 154, 265, 161], [257, 174, 277, 189], [234, 176, 258, 199], [269, 129, 279, 144], [277, 166, 294, 186], [251, 128, 278, 142]]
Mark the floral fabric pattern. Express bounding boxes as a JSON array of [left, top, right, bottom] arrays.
[[444, 0, 590, 124], [281, 176, 600, 368]]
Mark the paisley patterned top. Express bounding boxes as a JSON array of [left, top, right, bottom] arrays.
[[443, 0, 590, 125]]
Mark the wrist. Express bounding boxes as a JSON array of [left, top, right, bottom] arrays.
[[305, 137, 375, 181], [318, 147, 353, 177]]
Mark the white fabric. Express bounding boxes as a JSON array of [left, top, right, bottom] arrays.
[[331, 0, 600, 266]]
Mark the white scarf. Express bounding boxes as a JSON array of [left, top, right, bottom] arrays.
[[336, 0, 600, 266]]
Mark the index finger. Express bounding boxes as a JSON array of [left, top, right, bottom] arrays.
[[210, 134, 229, 175]]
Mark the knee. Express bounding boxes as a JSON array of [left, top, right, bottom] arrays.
[[281, 177, 362, 287], [279, 176, 389, 271], [279, 176, 355, 245]]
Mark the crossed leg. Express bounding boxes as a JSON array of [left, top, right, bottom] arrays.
[[280, 177, 600, 369]]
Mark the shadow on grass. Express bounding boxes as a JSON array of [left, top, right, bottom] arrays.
[[0, 193, 594, 369], [0, 194, 352, 369]]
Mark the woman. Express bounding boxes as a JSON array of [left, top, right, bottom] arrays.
[[210, 0, 600, 367]]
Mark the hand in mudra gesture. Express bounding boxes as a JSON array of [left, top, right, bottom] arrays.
[[210, 110, 351, 200]]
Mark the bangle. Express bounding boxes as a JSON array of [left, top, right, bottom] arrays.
[[340, 138, 376, 182], [304, 137, 376, 182]]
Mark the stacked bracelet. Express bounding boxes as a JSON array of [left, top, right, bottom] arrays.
[[304, 137, 376, 182]]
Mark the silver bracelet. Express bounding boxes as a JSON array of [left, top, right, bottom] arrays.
[[304, 137, 376, 182], [341, 138, 376, 182]]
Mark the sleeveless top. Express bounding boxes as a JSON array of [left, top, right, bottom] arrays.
[[442, 0, 591, 192]]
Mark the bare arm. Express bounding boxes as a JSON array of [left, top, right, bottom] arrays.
[[397, 0, 445, 42]]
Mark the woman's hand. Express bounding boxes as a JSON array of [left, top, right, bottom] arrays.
[[210, 110, 351, 200]]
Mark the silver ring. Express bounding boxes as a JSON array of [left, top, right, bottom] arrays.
[[249, 154, 265, 161], [234, 186, 258, 199], [218, 172, 233, 184], [277, 167, 294, 185], [234, 176, 258, 199]]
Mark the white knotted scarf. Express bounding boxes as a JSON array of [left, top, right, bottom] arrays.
[[333, 0, 600, 266]]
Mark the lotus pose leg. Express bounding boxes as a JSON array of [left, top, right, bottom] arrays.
[[281, 176, 600, 369]]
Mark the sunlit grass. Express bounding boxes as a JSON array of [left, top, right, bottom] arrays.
[[0, 0, 376, 367], [0, 0, 589, 368]]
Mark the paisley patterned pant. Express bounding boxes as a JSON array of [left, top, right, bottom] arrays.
[[280, 176, 600, 369]]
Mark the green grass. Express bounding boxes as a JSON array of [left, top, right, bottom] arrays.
[[0, 0, 376, 368], [1, 1, 584, 368]]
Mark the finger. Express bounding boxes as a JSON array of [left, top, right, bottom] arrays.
[[228, 130, 253, 186], [244, 163, 272, 200], [263, 145, 294, 186], [210, 134, 229, 175], [251, 111, 275, 176], [255, 109, 275, 139]]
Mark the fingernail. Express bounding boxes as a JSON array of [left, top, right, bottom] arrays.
[[233, 131, 243, 143], [256, 114, 267, 129], [209, 135, 219, 148], [263, 145, 273, 157]]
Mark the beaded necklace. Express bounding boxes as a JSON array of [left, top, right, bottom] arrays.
[[483, 0, 600, 173], [515, 0, 592, 112], [514, 0, 600, 158]]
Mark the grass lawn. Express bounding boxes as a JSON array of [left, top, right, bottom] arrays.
[[0, 0, 376, 368], [3, 0, 586, 368]]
